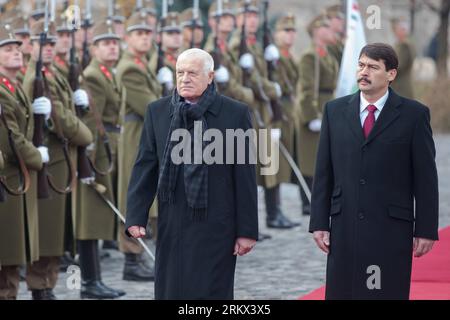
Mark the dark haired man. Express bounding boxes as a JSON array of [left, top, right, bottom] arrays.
[[309, 43, 439, 300]]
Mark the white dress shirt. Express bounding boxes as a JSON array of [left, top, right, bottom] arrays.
[[359, 89, 389, 126]]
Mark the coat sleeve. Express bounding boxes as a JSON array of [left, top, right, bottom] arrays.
[[124, 103, 159, 235], [298, 53, 321, 125], [0, 100, 42, 171], [412, 107, 439, 240], [309, 102, 334, 232], [121, 67, 155, 117], [233, 106, 258, 240]]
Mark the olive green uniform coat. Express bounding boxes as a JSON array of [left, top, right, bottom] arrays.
[[297, 46, 338, 177], [0, 76, 42, 267], [23, 61, 93, 257], [391, 39, 416, 99]]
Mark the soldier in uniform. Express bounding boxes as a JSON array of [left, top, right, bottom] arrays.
[[150, 12, 181, 86], [75, 19, 126, 299], [325, 4, 345, 66], [180, 8, 205, 50], [53, 14, 72, 79], [11, 16, 32, 84], [0, 24, 45, 300], [204, 1, 254, 106], [273, 14, 302, 200], [22, 19, 93, 300], [297, 15, 338, 215], [230, 0, 298, 229], [116, 11, 161, 282], [390, 17, 416, 99]]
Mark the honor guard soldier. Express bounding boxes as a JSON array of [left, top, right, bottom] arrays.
[[116, 11, 161, 282], [297, 14, 338, 215]]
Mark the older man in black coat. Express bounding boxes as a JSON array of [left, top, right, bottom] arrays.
[[125, 48, 258, 299], [310, 43, 439, 300]]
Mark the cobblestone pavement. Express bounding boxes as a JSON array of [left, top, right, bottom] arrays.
[[17, 134, 450, 300]]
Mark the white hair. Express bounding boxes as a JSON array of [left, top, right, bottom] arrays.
[[176, 48, 214, 74]]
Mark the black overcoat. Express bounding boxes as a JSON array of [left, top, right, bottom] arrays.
[[125, 94, 258, 299], [309, 89, 439, 300]]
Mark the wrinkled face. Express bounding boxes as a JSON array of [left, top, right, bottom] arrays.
[[15, 34, 32, 55], [126, 29, 152, 54], [357, 54, 397, 94], [176, 56, 213, 101], [182, 27, 204, 46], [55, 31, 71, 55], [276, 29, 296, 48], [0, 43, 23, 70], [32, 41, 55, 64], [162, 31, 182, 50], [94, 39, 120, 64]]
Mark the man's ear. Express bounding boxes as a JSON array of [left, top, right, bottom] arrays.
[[387, 68, 397, 83], [208, 71, 214, 84]]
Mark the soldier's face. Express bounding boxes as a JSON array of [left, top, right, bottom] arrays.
[[32, 41, 55, 64], [330, 17, 345, 34], [15, 34, 32, 55], [237, 12, 259, 34], [316, 26, 335, 45], [218, 15, 235, 34], [0, 44, 23, 71], [357, 55, 397, 94], [56, 32, 71, 55], [147, 15, 158, 31], [127, 30, 152, 54], [393, 23, 409, 40], [114, 22, 125, 39], [182, 27, 204, 47], [94, 39, 120, 64], [276, 29, 296, 48], [176, 56, 214, 101], [162, 31, 182, 50]]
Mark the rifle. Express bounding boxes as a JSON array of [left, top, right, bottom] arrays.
[[68, 12, 113, 178], [157, 0, 171, 96], [135, 0, 143, 12], [81, 0, 91, 70], [211, 0, 222, 71], [31, 0, 51, 199], [0, 105, 31, 202], [190, 0, 200, 48], [262, 0, 287, 123], [239, 0, 270, 128]]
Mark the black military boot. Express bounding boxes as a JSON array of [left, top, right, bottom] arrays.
[[265, 185, 301, 228], [44, 289, 57, 300], [123, 253, 154, 282], [31, 289, 48, 300], [78, 240, 123, 299]]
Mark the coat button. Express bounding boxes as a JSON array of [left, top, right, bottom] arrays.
[[358, 212, 365, 220], [360, 179, 366, 185]]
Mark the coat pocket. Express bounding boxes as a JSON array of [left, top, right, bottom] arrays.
[[388, 205, 414, 222], [332, 185, 342, 198]]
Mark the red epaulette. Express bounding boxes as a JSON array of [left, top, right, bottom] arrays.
[[100, 65, 113, 80], [1, 77, 15, 94]]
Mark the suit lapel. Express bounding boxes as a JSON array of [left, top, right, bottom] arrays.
[[363, 89, 402, 146], [344, 92, 365, 143]]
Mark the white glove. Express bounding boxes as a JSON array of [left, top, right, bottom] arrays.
[[80, 176, 96, 185], [32, 97, 52, 120], [308, 119, 322, 132], [73, 89, 89, 109], [239, 53, 254, 70], [264, 44, 280, 62], [214, 65, 230, 83], [271, 128, 282, 141], [157, 66, 174, 85], [273, 82, 282, 98], [37, 146, 50, 163]]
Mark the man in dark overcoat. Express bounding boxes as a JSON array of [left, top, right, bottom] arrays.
[[310, 43, 439, 300], [125, 48, 258, 299]]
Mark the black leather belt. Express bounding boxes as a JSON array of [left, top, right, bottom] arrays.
[[124, 112, 144, 123], [103, 122, 121, 133]]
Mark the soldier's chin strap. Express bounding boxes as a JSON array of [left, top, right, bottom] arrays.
[[0, 104, 31, 199]]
